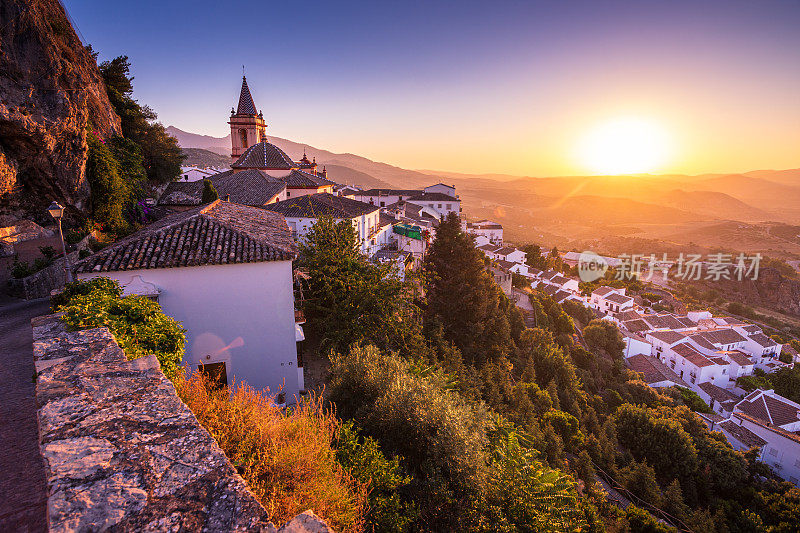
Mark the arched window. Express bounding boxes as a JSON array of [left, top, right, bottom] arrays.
[[239, 128, 248, 149]]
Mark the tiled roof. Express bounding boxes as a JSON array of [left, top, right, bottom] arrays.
[[407, 192, 460, 202], [74, 201, 295, 273], [718, 420, 767, 448], [495, 246, 519, 256], [725, 350, 753, 366], [159, 181, 204, 206], [749, 333, 778, 348], [617, 310, 643, 322], [672, 342, 716, 367], [495, 259, 518, 270], [735, 390, 800, 427], [232, 141, 295, 170], [646, 314, 686, 330], [627, 354, 688, 386], [553, 290, 571, 303], [623, 319, 651, 333], [742, 324, 762, 334], [692, 329, 747, 346], [262, 192, 379, 219], [282, 169, 336, 188], [550, 274, 569, 286], [159, 170, 287, 207], [606, 292, 634, 304], [236, 76, 257, 115], [539, 284, 559, 296], [649, 330, 686, 344], [734, 412, 800, 445], [358, 188, 422, 197], [592, 286, 616, 297], [478, 244, 501, 252], [698, 382, 740, 404]]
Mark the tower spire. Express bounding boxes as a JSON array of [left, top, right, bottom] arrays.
[[236, 75, 257, 115]]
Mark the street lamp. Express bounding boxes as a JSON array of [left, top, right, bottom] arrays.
[[47, 201, 73, 284]]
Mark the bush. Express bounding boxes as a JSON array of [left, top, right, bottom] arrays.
[[39, 245, 57, 260], [674, 386, 712, 413], [10, 260, 34, 279], [176, 374, 367, 531], [52, 278, 184, 378]]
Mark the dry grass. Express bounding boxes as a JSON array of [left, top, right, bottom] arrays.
[[175, 373, 367, 531]]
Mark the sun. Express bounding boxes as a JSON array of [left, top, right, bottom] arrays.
[[577, 117, 672, 175]]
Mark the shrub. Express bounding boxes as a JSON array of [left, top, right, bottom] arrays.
[[176, 374, 367, 531], [10, 260, 33, 279], [39, 245, 57, 260], [52, 278, 184, 378], [674, 386, 712, 414], [201, 178, 219, 203]]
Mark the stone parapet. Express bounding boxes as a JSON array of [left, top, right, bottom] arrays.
[[31, 314, 333, 532]]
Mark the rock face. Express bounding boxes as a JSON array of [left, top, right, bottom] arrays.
[[0, 0, 120, 222], [713, 267, 800, 317], [31, 314, 336, 533]]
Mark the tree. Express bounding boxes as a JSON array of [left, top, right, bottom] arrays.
[[299, 216, 417, 353], [424, 213, 519, 366], [583, 319, 625, 360], [99, 56, 184, 185], [523, 244, 547, 270], [201, 178, 219, 203]]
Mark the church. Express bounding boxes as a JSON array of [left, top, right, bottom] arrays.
[[227, 76, 335, 197]]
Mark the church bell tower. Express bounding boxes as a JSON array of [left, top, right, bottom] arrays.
[[228, 75, 267, 162]]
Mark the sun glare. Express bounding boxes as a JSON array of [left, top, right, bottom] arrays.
[[577, 117, 672, 175]]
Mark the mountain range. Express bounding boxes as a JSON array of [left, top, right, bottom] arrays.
[[168, 126, 800, 257]]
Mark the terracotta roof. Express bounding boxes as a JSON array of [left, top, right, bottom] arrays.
[[741, 324, 762, 334], [725, 350, 753, 366], [734, 412, 800, 444], [646, 314, 686, 330], [550, 274, 569, 286], [358, 188, 421, 197], [592, 286, 616, 297], [75, 201, 295, 273], [606, 292, 634, 304], [691, 329, 747, 346], [232, 141, 295, 170], [553, 290, 571, 303], [617, 310, 644, 322], [627, 354, 688, 386], [648, 330, 686, 345], [749, 333, 778, 348], [159, 170, 287, 207], [407, 192, 460, 202], [718, 420, 767, 448], [495, 259, 518, 271], [623, 319, 651, 333], [495, 246, 520, 256], [236, 76, 257, 115], [282, 169, 336, 189], [478, 244, 501, 252], [539, 284, 559, 296], [262, 192, 379, 219], [698, 382, 740, 404], [736, 390, 800, 427], [672, 342, 716, 367]]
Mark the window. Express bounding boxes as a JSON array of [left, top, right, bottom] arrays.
[[239, 128, 248, 149], [446, 204, 452, 210], [380, 201, 385, 207], [437, 203, 442, 208], [287, 191, 291, 197], [722, 368, 727, 374]]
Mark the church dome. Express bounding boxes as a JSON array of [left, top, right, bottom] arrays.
[[232, 141, 295, 170]]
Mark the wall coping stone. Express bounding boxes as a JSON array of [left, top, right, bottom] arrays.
[[31, 314, 334, 533]]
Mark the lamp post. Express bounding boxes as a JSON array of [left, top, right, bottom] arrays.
[[47, 201, 73, 284]]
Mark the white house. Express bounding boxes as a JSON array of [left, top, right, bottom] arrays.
[[465, 220, 503, 245], [424, 183, 457, 196], [263, 192, 390, 256], [626, 353, 689, 388], [73, 201, 304, 403], [591, 286, 634, 314], [493, 246, 526, 265], [731, 389, 800, 485], [179, 166, 223, 182], [350, 186, 461, 219]]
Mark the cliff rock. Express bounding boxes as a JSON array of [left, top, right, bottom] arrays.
[[0, 0, 120, 222]]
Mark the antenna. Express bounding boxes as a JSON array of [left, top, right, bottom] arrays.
[[242, 65, 245, 77]]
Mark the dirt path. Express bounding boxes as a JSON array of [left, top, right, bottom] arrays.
[[0, 296, 50, 532]]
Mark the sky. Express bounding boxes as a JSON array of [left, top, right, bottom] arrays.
[[63, 0, 800, 176]]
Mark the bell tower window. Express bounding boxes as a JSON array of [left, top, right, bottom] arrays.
[[239, 128, 248, 150]]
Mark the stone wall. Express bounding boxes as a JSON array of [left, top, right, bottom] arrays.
[[8, 251, 79, 299], [31, 314, 334, 532]]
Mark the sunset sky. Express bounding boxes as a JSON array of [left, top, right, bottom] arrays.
[[63, 0, 800, 176]]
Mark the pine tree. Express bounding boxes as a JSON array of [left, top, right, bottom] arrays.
[[201, 178, 219, 203]]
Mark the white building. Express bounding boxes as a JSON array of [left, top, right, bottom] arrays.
[[73, 201, 304, 403], [730, 389, 800, 485], [590, 286, 634, 314], [465, 220, 503, 245], [493, 246, 526, 265], [263, 192, 391, 256], [350, 186, 461, 219], [179, 166, 224, 182]]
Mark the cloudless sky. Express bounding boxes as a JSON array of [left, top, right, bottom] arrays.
[[62, 0, 800, 176]]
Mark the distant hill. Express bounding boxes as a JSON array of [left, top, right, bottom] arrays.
[[181, 148, 231, 168]]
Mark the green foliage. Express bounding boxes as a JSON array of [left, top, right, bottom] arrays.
[[299, 216, 419, 353], [674, 386, 712, 413], [511, 271, 530, 289], [522, 243, 547, 271], [201, 178, 219, 203], [335, 421, 417, 533], [99, 56, 183, 185], [86, 132, 130, 231], [424, 213, 523, 367], [52, 278, 185, 379], [38, 245, 57, 261], [625, 505, 676, 533], [582, 319, 625, 359]]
